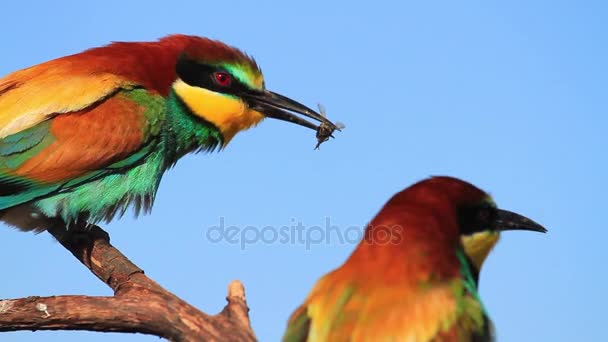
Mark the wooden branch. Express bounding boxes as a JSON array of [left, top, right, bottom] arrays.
[[0, 225, 257, 341]]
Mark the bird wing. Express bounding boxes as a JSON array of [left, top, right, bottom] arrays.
[[284, 274, 491, 342], [0, 56, 140, 139], [283, 272, 355, 342], [0, 82, 165, 211], [283, 304, 313, 342]]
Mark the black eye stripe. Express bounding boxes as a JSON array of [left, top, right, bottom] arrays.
[[458, 203, 498, 235], [175, 56, 250, 96]]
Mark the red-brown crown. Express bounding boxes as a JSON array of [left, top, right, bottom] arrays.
[[393, 176, 489, 212], [71, 34, 260, 96], [172, 35, 260, 71], [366, 176, 489, 239], [349, 176, 490, 281]]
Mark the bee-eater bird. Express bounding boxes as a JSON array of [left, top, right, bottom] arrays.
[[0, 34, 339, 232], [283, 176, 546, 342]]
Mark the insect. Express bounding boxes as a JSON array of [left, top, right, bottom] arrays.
[[315, 103, 345, 149]]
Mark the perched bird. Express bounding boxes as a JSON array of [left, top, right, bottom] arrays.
[[283, 176, 546, 342], [0, 34, 339, 232]]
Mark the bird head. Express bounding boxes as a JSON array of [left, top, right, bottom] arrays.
[[170, 37, 333, 144], [424, 176, 547, 273]]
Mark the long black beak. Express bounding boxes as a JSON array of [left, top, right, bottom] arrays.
[[243, 90, 339, 131], [495, 209, 547, 233]]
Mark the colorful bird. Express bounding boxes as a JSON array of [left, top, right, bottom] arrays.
[[0, 34, 339, 231], [283, 176, 546, 342]]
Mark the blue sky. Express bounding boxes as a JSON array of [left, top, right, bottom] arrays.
[[1, 1, 606, 341]]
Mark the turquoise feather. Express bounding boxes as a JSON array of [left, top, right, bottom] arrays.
[[0, 88, 223, 226]]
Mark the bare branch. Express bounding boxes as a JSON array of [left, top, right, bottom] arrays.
[[0, 225, 257, 342]]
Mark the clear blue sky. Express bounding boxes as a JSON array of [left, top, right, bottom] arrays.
[[1, 1, 606, 341]]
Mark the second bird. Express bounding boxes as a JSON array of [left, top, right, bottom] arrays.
[[283, 176, 546, 342], [0, 34, 339, 231]]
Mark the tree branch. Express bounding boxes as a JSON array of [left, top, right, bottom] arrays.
[[0, 225, 256, 341]]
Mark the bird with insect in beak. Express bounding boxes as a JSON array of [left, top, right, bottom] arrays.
[[283, 176, 546, 342], [0, 34, 341, 231]]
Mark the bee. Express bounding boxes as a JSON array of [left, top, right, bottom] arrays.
[[315, 103, 345, 150]]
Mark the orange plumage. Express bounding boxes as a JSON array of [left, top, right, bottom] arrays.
[[13, 93, 147, 183], [0, 34, 334, 230], [284, 176, 546, 342], [0, 35, 256, 139]]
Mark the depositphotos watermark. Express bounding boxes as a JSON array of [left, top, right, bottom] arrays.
[[204, 217, 403, 250]]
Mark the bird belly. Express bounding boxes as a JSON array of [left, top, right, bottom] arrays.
[[28, 151, 164, 228]]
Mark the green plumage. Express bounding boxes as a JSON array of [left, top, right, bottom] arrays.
[[0, 88, 222, 228], [0, 121, 58, 207], [283, 250, 492, 341], [283, 276, 491, 342]]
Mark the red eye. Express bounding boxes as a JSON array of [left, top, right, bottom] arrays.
[[213, 72, 231, 87]]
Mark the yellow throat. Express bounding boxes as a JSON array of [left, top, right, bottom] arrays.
[[461, 231, 500, 271], [172, 79, 265, 144]]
